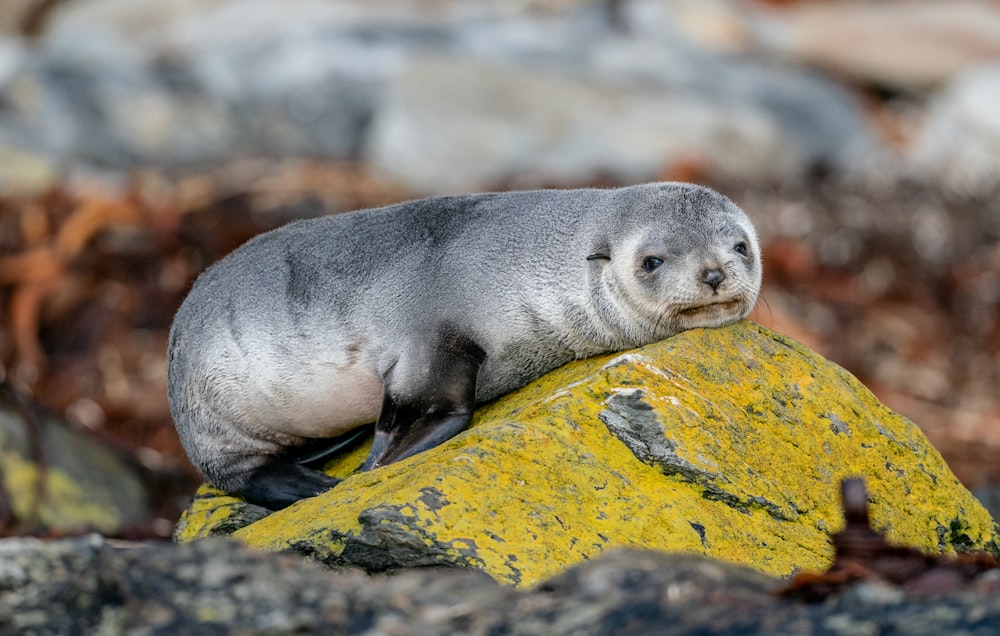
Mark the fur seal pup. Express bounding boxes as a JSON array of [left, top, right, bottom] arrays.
[[168, 182, 761, 510]]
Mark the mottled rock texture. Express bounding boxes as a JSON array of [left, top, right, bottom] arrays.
[[4, 534, 998, 635]]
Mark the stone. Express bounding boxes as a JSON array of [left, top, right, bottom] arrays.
[[365, 56, 796, 193], [0, 143, 58, 195], [765, 1, 1000, 91], [909, 66, 1000, 193], [0, 0, 37, 36], [0, 400, 151, 534], [174, 322, 999, 587], [975, 485, 1000, 524], [366, 28, 875, 193], [2, 534, 999, 635], [365, 50, 875, 193], [0, 0, 876, 191], [0, 0, 384, 172]]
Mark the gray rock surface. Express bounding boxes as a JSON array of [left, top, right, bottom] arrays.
[[0, 0, 877, 193], [1, 534, 999, 635], [976, 486, 1000, 525], [4, 1, 1000, 194], [0, 29, 376, 171], [365, 48, 871, 193], [910, 66, 1000, 192]]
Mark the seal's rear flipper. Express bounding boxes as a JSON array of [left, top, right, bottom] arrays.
[[293, 423, 375, 468], [233, 462, 342, 511]]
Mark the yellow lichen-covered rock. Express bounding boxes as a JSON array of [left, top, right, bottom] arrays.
[[0, 404, 151, 533], [174, 321, 999, 587]]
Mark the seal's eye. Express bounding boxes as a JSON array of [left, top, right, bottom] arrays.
[[642, 257, 663, 272], [734, 242, 748, 257]]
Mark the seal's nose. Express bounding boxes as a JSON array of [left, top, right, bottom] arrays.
[[702, 268, 725, 291]]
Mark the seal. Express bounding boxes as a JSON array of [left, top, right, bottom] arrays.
[[168, 182, 761, 510]]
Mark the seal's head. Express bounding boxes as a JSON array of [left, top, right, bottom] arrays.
[[587, 182, 761, 344]]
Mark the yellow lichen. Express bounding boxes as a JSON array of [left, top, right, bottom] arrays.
[[0, 449, 122, 532], [178, 321, 999, 587]]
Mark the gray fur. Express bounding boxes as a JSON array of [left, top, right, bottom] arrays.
[[168, 182, 761, 507]]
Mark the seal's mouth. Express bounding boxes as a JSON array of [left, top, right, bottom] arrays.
[[678, 299, 743, 316]]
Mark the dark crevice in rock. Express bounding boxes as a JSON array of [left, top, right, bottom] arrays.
[[300, 504, 505, 581], [600, 389, 797, 522]]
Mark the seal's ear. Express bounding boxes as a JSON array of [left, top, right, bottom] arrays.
[[587, 239, 611, 262]]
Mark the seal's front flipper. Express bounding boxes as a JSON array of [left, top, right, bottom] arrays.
[[233, 462, 342, 511], [361, 397, 474, 471], [362, 332, 484, 471]]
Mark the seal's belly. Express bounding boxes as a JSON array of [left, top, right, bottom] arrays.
[[220, 348, 383, 439]]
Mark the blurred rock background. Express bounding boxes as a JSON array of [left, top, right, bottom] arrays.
[[0, 0, 998, 535]]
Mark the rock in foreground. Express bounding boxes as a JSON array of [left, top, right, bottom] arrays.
[[3, 533, 999, 635], [175, 322, 999, 586]]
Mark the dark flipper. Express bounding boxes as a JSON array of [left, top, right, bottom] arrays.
[[292, 423, 375, 468], [232, 462, 342, 511], [362, 329, 485, 471], [361, 395, 475, 471]]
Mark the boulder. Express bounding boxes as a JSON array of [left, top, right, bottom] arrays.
[[175, 321, 999, 587], [0, 0, 875, 190], [765, 0, 1000, 91], [910, 66, 1000, 192], [364, 56, 798, 193], [0, 142, 57, 195], [0, 395, 151, 534], [364, 47, 875, 193]]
